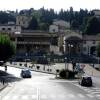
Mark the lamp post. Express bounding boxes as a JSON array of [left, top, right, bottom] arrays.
[[25, 53, 28, 67], [65, 57, 69, 78], [68, 44, 73, 60], [43, 55, 46, 71], [65, 57, 67, 71]]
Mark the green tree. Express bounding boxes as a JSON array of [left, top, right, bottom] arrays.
[[96, 42, 100, 57], [0, 34, 16, 61], [39, 23, 49, 30], [84, 17, 100, 35], [28, 16, 38, 30]]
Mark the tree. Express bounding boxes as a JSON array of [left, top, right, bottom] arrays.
[[84, 17, 100, 35], [71, 19, 79, 30], [0, 34, 16, 62], [96, 42, 100, 57], [28, 16, 38, 30], [0, 11, 16, 24]]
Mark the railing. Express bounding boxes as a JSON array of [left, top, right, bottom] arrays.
[[17, 41, 50, 45]]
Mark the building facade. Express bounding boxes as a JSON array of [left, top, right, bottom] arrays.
[[16, 15, 32, 28], [0, 19, 99, 59], [0, 24, 21, 34]]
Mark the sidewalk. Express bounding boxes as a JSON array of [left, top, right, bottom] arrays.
[[84, 64, 100, 77], [0, 70, 8, 91], [0, 82, 7, 91]]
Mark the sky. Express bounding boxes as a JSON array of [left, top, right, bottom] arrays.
[[0, 0, 100, 12]]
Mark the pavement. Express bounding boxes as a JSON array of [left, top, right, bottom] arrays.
[[0, 70, 8, 91], [0, 63, 100, 93], [84, 64, 100, 77], [1, 67, 100, 100], [0, 69, 21, 92]]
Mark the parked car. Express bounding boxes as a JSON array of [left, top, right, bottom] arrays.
[[79, 75, 92, 87], [20, 69, 32, 78]]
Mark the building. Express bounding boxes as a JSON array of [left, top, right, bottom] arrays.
[[0, 24, 21, 34], [49, 20, 70, 33], [0, 19, 99, 61], [92, 10, 100, 17], [49, 20, 100, 56], [16, 15, 32, 28]]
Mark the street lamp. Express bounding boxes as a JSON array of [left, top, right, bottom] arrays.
[[25, 53, 28, 67], [65, 57, 67, 71], [68, 44, 73, 60], [43, 55, 46, 71], [65, 57, 69, 78]]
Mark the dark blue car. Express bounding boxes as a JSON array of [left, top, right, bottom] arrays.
[[21, 69, 32, 78]]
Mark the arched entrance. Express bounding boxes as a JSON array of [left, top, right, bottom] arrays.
[[90, 46, 96, 55], [64, 36, 83, 55]]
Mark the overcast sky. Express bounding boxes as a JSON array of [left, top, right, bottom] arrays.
[[0, 0, 100, 12]]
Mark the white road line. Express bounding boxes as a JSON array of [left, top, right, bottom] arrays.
[[3, 95, 10, 100], [21, 95, 28, 99], [50, 94, 56, 99], [86, 94, 94, 98], [40, 94, 48, 99], [20, 88, 25, 92], [95, 94, 100, 97], [37, 88, 40, 100], [58, 94, 66, 98], [67, 94, 75, 98], [31, 95, 37, 99], [77, 93, 85, 98], [90, 91, 100, 94], [12, 95, 18, 99]]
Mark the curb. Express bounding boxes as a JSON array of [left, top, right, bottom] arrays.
[[8, 65, 56, 75], [0, 83, 8, 92]]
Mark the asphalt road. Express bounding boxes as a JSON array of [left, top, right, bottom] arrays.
[[0, 67, 100, 100]]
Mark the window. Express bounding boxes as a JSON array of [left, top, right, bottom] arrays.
[[83, 41, 86, 44], [2, 28, 5, 30], [8, 28, 11, 30], [83, 47, 86, 51], [93, 41, 95, 44]]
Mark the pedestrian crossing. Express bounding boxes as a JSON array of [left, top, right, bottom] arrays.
[[73, 82, 100, 99], [0, 93, 96, 100]]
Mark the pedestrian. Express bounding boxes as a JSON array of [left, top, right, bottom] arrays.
[[5, 65, 7, 72], [72, 60, 76, 71], [1, 77, 5, 85], [2, 78, 5, 85]]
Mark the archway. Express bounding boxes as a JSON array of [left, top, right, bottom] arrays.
[[90, 46, 96, 55], [64, 36, 83, 55]]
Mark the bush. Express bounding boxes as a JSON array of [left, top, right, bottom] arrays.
[[59, 69, 77, 79], [59, 69, 67, 78]]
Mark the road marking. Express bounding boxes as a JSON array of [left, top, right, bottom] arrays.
[[96, 94, 100, 97], [50, 94, 56, 99], [77, 93, 85, 98], [3, 95, 10, 100], [86, 94, 94, 98], [32, 95, 37, 99], [37, 88, 40, 100], [21, 95, 28, 99], [58, 94, 66, 98], [90, 91, 100, 94], [12, 95, 18, 99], [67, 94, 75, 98], [40, 94, 47, 99]]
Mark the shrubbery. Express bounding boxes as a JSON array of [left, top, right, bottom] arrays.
[[59, 69, 77, 79]]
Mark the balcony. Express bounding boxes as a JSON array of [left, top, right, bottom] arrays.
[[17, 41, 50, 45]]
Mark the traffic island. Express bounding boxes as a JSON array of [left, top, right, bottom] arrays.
[[59, 69, 78, 79]]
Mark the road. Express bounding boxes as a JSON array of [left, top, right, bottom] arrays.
[[0, 66, 100, 100]]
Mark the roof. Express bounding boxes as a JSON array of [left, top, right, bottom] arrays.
[[11, 31, 58, 38], [83, 35, 100, 41]]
